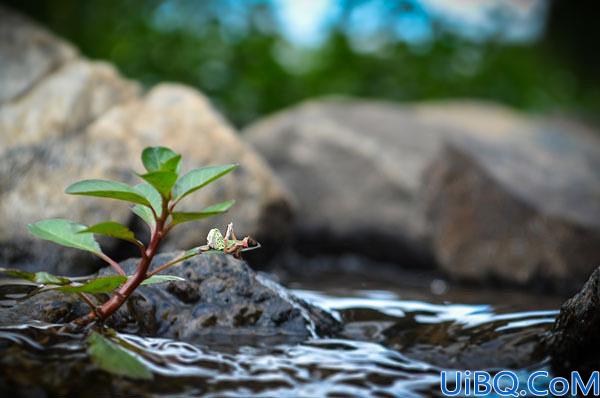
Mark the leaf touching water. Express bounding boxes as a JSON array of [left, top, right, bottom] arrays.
[[28, 219, 102, 254], [66, 179, 151, 206], [87, 332, 153, 380]]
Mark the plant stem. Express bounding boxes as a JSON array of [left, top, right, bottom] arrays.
[[97, 253, 126, 276], [77, 292, 98, 313], [73, 200, 169, 327], [146, 248, 200, 277]]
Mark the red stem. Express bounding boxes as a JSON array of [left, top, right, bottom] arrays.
[[73, 200, 169, 327], [97, 252, 126, 276]]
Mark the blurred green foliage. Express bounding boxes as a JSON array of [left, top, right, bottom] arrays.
[[4, 0, 599, 127]]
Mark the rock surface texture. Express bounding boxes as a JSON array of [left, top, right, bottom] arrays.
[[0, 252, 339, 341], [0, 6, 292, 275], [0, 252, 339, 396], [547, 266, 600, 376], [0, 6, 76, 103], [244, 99, 600, 292]]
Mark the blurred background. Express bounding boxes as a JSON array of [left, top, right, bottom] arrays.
[[5, 0, 600, 127], [1, 0, 599, 294], [0, 3, 599, 394]]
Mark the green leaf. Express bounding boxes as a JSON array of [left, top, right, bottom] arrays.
[[132, 205, 155, 230], [141, 146, 181, 173], [132, 183, 163, 229], [28, 219, 102, 255], [171, 200, 235, 226], [66, 179, 150, 207], [141, 275, 185, 285], [0, 268, 70, 285], [59, 275, 127, 293], [135, 183, 163, 218], [81, 222, 139, 245], [87, 332, 153, 380], [173, 164, 237, 203], [183, 246, 202, 257], [139, 171, 178, 198], [163, 155, 182, 174]]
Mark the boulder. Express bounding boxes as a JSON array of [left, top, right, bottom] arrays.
[[0, 252, 340, 341], [546, 266, 600, 376], [422, 145, 600, 293], [0, 6, 292, 275], [0, 5, 76, 103], [244, 98, 600, 292], [244, 99, 437, 265], [84, 84, 293, 257], [0, 59, 140, 148], [417, 104, 600, 292]]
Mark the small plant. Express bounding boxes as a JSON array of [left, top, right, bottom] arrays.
[[1, 146, 259, 330]]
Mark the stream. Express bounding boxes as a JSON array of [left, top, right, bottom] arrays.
[[0, 262, 564, 398]]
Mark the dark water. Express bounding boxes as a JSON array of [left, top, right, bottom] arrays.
[[0, 271, 563, 397]]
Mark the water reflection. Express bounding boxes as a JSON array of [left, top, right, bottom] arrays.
[[0, 285, 560, 397]]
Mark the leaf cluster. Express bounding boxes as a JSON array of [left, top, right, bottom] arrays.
[[1, 146, 239, 379], [14, 146, 237, 296], [0, 146, 237, 304]]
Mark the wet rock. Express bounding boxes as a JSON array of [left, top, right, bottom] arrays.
[[547, 266, 600, 376], [0, 6, 292, 275], [245, 99, 600, 291], [0, 252, 340, 342], [382, 317, 548, 370]]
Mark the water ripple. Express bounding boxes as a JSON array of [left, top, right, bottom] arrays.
[[0, 289, 559, 397]]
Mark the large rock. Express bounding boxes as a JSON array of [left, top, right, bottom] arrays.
[[0, 252, 340, 341], [0, 7, 292, 275], [422, 144, 600, 293], [0, 59, 139, 148], [244, 99, 600, 291], [0, 5, 76, 103], [418, 104, 600, 292], [547, 266, 600, 376], [85, 84, 293, 256], [244, 99, 437, 265]]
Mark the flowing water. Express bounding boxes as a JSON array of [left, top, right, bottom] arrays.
[[0, 268, 564, 397]]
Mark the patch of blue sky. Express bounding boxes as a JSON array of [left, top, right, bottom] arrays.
[[273, 0, 548, 46], [344, 0, 432, 52], [152, 0, 549, 47], [272, 0, 342, 46]]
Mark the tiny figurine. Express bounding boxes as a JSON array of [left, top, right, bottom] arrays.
[[204, 222, 259, 259]]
